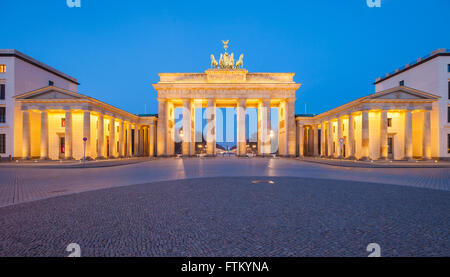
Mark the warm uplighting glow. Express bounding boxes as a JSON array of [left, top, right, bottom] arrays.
[[0, 64, 6, 73]]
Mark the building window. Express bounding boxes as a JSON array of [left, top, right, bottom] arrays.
[[0, 107, 5, 123], [61, 118, 66, 127], [448, 64, 450, 73], [49, 80, 54, 86], [448, 134, 450, 154], [0, 65, 5, 73], [0, 134, 5, 154], [399, 80, 405, 86], [0, 84, 5, 100], [448, 107, 450, 123], [448, 81, 450, 100], [387, 118, 392, 127]]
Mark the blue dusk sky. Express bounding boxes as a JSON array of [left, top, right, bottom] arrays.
[[2, 0, 449, 143]]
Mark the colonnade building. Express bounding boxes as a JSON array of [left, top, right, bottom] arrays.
[[0, 50, 156, 160], [298, 48, 450, 161], [1, 47, 449, 161]]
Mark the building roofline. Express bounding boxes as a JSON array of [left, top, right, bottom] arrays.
[[299, 86, 440, 121], [295, 114, 317, 118], [137, 114, 158, 118], [373, 48, 450, 85], [14, 86, 140, 120], [0, 49, 80, 85]]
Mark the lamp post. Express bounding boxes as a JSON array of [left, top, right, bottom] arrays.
[[83, 137, 87, 167], [339, 138, 344, 160]]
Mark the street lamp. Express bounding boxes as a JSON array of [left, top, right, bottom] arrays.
[[83, 137, 87, 167]]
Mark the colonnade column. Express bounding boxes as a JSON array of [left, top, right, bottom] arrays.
[[134, 125, 139, 157], [347, 114, 355, 159], [337, 117, 343, 158], [138, 126, 143, 156], [149, 124, 155, 157], [22, 110, 31, 159], [190, 102, 196, 156], [404, 110, 413, 160], [327, 120, 333, 158], [65, 110, 73, 159], [308, 126, 313, 155], [313, 125, 319, 156], [298, 123, 304, 157], [157, 99, 167, 157], [321, 122, 326, 157], [144, 127, 148, 156], [140, 126, 144, 156], [380, 110, 388, 160], [182, 99, 192, 156], [286, 99, 296, 157], [127, 123, 132, 157], [236, 99, 247, 156], [260, 99, 271, 156], [143, 127, 146, 156], [40, 110, 49, 159], [361, 110, 369, 160], [206, 99, 216, 156], [119, 120, 125, 158], [109, 117, 116, 158], [83, 111, 91, 160], [97, 114, 105, 159], [422, 110, 432, 160]]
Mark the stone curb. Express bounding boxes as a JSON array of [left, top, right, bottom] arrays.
[[298, 158, 450, 168]]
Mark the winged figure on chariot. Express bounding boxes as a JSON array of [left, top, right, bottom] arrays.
[[210, 40, 244, 70]]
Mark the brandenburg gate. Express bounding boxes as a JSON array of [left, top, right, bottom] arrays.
[[153, 41, 301, 157]]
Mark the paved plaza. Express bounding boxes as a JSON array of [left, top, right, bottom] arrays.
[[0, 158, 449, 256]]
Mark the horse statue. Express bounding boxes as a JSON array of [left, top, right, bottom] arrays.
[[235, 54, 244, 69], [211, 54, 219, 69], [219, 53, 224, 68]]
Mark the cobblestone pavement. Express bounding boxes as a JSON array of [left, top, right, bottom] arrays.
[[0, 157, 449, 208], [0, 176, 448, 257]]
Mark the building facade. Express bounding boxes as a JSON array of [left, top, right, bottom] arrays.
[[296, 87, 439, 160], [1, 47, 448, 161], [297, 48, 449, 161], [0, 50, 156, 160], [374, 48, 450, 159]]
